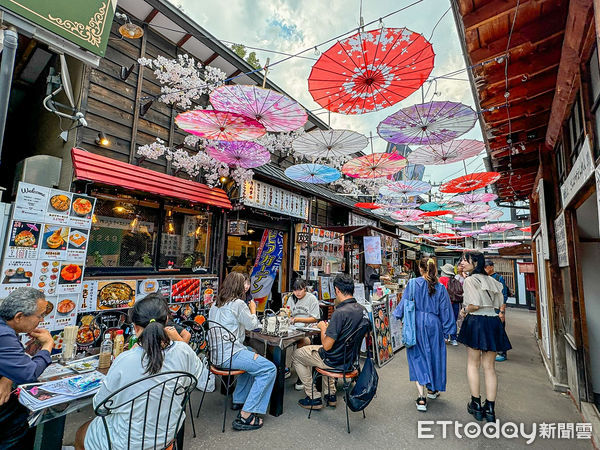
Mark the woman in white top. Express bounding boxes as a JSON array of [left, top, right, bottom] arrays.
[[458, 252, 512, 424], [75, 295, 202, 450], [208, 272, 276, 431]]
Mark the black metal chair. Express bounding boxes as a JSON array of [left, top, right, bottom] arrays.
[[94, 371, 197, 450], [195, 320, 246, 432], [308, 323, 371, 433]]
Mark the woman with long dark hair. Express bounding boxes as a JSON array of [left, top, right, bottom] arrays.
[[458, 251, 511, 423], [209, 272, 276, 431], [75, 295, 202, 450], [393, 258, 456, 412]]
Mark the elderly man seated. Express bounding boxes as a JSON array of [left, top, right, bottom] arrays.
[[0, 288, 54, 448], [292, 274, 370, 410]]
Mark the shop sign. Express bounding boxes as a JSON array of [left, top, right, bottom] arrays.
[[250, 230, 284, 311], [406, 250, 416, 260], [0, 0, 116, 57], [363, 236, 382, 265], [349, 212, 377, 227], [242, 180, 309, 220], [296, 232, 310, 243], [227, 220, 248, 236], [396, 229, 414, 241], [561, 136, 594, 207], [554, 212, 569, 268]]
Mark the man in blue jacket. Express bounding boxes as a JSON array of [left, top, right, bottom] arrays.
[[0, 288, 54, 448], [485, 261, 509, 361]]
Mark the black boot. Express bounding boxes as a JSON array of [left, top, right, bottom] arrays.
[[483, 400, 496, 422], [467, 396, 483, 421]]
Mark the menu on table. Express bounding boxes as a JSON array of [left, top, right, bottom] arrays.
[[0, 182, 96, 298]]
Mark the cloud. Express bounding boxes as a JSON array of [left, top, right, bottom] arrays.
[[266, 15, 304, 41]]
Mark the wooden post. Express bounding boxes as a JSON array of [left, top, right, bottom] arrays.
[[129, 23, 148, 163]]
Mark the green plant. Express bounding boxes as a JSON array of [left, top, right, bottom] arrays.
[[141, 252, 153, 266], [92, 251, 103, 267], [182, 255, 194, 268]]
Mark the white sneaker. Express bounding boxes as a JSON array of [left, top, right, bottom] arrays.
[[294, 379, 303, 391], [451, 340, 459, 346], [427, 391, 440, 399]]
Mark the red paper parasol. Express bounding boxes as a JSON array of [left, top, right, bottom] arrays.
[[420, 210, 454, 217], [342, 153, 407, 178], [408, 139, 485, 165], [308, 28, 434, 115], [206, 141, 270, 169], [432, 233, 463, 240], [520, 226, 532, 232], [439, 172, 501, 194], [354, 202, 381, 209], [175, 110, 266, 141], [210, 85, 307, 132]]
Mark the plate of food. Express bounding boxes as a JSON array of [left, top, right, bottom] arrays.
[[60, 264, 82, 283], [69, 231, 87, 248], [14, 230, 36, 247], [98, 282, 135, 309], [57, 299, 76, 315], [71, 197, 93, 216], [45, 227, 66, 249], [76, 326, 100, 345], [68, 359, 98, 373], [50, 194, 70, 212]]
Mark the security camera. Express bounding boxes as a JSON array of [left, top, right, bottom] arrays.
[[75, 112, 87, 128]]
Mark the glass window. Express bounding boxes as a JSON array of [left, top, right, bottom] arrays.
[[589, 47, 600, 159], [87, 197, 159, 268], [159, 208, 211, 269], [556, 141, 566, 183]]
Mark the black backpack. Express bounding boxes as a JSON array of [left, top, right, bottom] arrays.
[[447, 277, 464, 303], [346, 335, 379, 412]]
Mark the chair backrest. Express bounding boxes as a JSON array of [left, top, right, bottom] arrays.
[[204, 320, 238, 370], [341, 322, 371, 371], [95, 371, 197, 450], [181, 320, 207, 356]]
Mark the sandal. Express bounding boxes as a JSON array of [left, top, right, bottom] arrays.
[[232, 413, 263, 431], [427, 390, 440, 399], [416, 397, 427, 412]]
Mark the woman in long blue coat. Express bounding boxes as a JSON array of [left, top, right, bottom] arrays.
[[394, 257, 456, 412]]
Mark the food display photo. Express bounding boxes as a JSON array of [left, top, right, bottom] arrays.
[[46, 191, 73, 225], [69, 194, 96, 227], [5, 221, 41, 259], [97, 280, 136, 310], [171, 278, 201, 303], [40, 225, 69, 258]]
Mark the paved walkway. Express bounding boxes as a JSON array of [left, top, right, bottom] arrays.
[[63, 309, 594, 449]]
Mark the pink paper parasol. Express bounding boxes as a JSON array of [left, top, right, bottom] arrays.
[[206, 141, 270, 168], [459, 230, 486, 237], [489, 242, 521, 248], [175, 110, 266, 141], [408, 139, 485, 165], [378, 180, 431, 197], [481, 223, 517, 233], [342, 153, 407, 178], [391, 209, 424, 221], [451, 192, 498, 205], [454, 204, 490, 216], [210, 85, 307, 132]]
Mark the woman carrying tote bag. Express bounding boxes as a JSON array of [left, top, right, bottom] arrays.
[[394, 257, 456, 412]]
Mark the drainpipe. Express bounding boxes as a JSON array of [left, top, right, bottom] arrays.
[[0, 27, 18, 164]]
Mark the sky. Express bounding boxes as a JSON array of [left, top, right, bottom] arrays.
[[170, 0, 486, 197]]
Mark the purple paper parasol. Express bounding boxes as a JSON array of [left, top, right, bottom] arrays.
[[206, 141, 270, 169]]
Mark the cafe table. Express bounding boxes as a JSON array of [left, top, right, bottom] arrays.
[[245, 327, 320, 417]]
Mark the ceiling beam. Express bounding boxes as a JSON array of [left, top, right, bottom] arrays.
[[483, 92, 554, 125], [462, 0, 534, 32], [203, 52, 219, 66], [144, 8, 159, 23], [546, 0, 594, 148], [177, 33, 192, 47], [470, 12, 565, 64], [490, 111, 551, 136], [480, 70, 557, 108], [228, 69, 242, 78]]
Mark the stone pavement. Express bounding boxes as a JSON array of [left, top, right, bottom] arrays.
[[63, 308, 594, 449]]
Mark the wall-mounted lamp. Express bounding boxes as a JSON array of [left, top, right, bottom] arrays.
[[120, 64, 135, 81], [140, 100, 153, 117], [96, 132, 110, 146]]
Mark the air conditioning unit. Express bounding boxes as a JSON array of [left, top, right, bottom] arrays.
[[12, 155, 62, 195]]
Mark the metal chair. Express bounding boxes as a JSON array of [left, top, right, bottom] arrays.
[[308, 324, 371, 433], [94, 371, 197, 450], [195, 320, 246, 432]]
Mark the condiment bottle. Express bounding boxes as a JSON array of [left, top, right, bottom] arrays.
[[113, 330, 124, 358], [98, 333, 113, 369], [128, 335, 138, 349]]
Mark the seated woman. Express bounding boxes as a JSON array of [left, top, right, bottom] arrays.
[[208, 272, 276, 431], [75, 296, 202, 450]]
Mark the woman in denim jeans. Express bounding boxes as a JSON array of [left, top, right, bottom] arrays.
[[208, 272, 276, 430]]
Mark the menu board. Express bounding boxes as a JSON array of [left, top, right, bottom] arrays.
[[0, 182, 96, 298], [242, 179, 309, 220], [372, 300, 394, 367], [293, 223, 344, 275], [387, 294, 403, 352]]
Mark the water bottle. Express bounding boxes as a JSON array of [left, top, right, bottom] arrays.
[[98, 333, 113, 369]]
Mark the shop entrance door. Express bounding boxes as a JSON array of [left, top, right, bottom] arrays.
[[575, 194, 600, 407]]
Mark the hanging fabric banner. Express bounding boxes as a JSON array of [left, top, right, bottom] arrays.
[[250, 229, 284, 311], [363, 236, 382, 265]]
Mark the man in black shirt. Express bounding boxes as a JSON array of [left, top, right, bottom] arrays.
[[292, 273, 370, 410]]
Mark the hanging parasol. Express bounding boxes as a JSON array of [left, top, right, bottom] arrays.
[[489, 242, 521, 248], [481, 223, 518, 233], [391, 209, 424, 221], [408, 139, 485, 165], [439, 172, 501, 194], [284, 163, 340, 184], [451, 192, 498, 205], [379, 180, 431, 197], [420, 201, 458, 212], [175, 110, 266, 141], [432, 233, 463, 240], [482, 209, 504, 221], [420, 210, 455, 217], [354, 202, 381, 209], [292, 129, 368, 159], [454, 204, 490, 216], [459, 230, 486, 237], [206, 141, 270, 169], [377, 101, 477, 146], [341, 152, 407, 178], [209, 85, 307, 132], [520, 226, 532, 233], [376, 200, 419, 210], [308, 27, 435, 115], [445, 245, 467, 250]]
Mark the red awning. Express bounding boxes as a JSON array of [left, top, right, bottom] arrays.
[[71, 148, 231, 209]]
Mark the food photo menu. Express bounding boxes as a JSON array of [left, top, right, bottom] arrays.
[[0, 183, 96, 319]]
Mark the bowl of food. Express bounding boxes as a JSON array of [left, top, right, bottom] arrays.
[[72, 198, 93, 216], [50, 194, 70, 212], [44, 301, 54, 316], [60, 264, 82, 282], [98, 282, 134, 309], [14, 230, 36, 247], [57, 299, 76, 315], [46, 228, 64, 249]]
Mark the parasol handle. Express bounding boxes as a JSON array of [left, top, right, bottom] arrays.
[[262, 58, 270, 88]]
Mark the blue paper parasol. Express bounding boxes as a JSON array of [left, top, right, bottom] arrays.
[[284, 163, 341, 184]]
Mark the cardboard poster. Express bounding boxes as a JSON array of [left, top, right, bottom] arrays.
[[57, 262, 84, 294], [0, 259, 37, 295], [66, 228, 89, 261]]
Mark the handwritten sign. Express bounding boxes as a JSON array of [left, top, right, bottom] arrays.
[[554, 212, 569, 267], [561, 136, 594, 207]]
